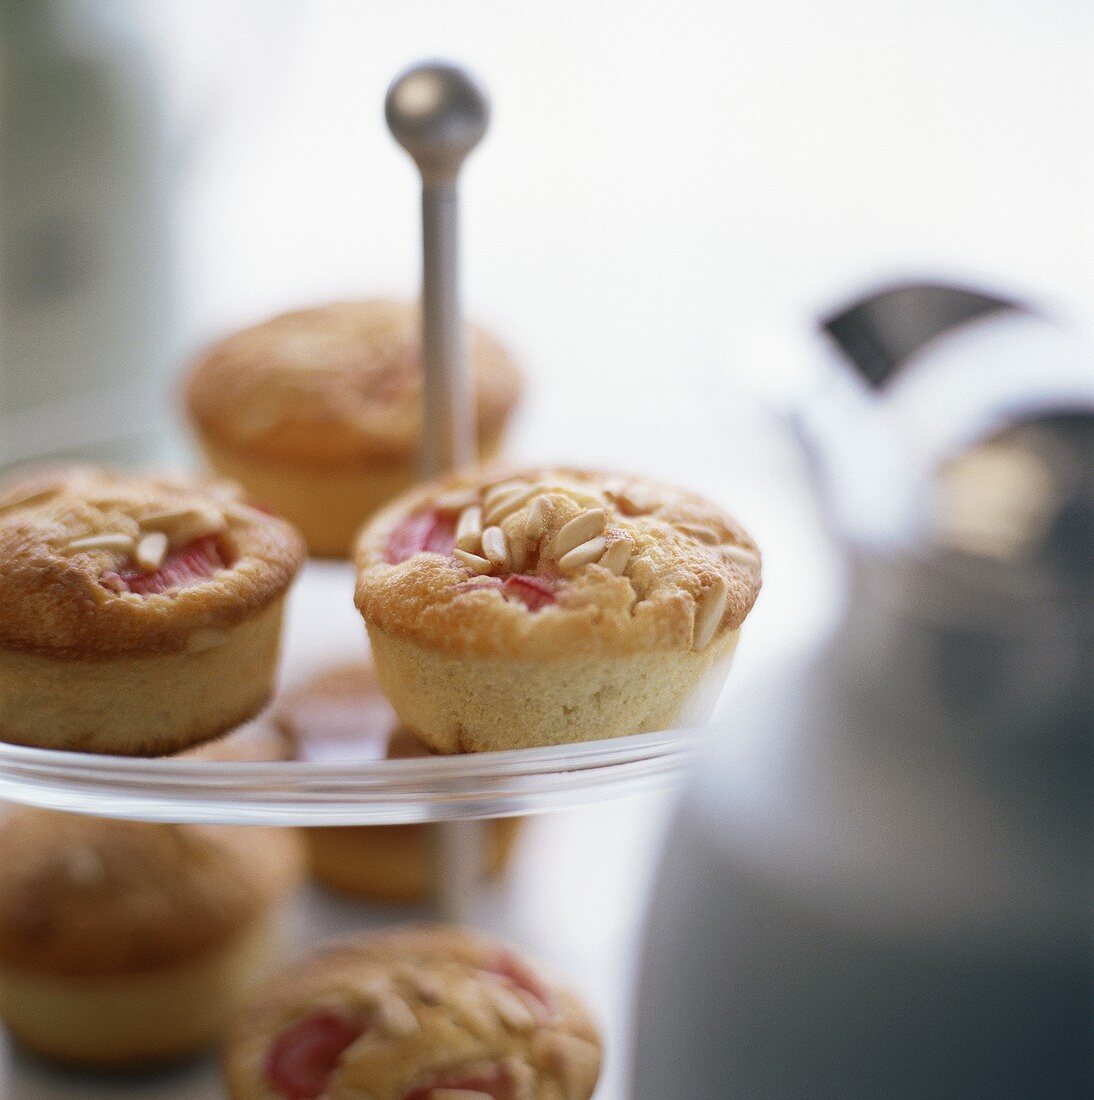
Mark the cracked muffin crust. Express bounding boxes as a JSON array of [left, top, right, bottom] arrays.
[[0, 808, 304, 1068], [353, 467, 761, 750], [185, 299, 523, 556], [275, 660, 521, 904], [223, 925, 601, 1100], [0, 466, 305, 754]]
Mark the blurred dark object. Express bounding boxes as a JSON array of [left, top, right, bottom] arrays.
[[635, 282, 1093, 1099], [823, 281, 1019, 389]]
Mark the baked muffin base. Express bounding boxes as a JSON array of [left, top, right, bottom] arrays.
[[0, 914, 277, 1069], [201, 436, 504, 559], [366, 626, 740, 753], [0, 598, 286, 756], [306, 819, 521, 904]]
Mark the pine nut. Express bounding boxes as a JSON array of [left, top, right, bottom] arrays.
[[676, 523, 720, 545], [453, 548, 493, 575], [598, 536, 633, 574], [66, 533, 134, 554], [553, 508, 607, 557], [135, 531, 168, 571], [483, 484, 537, 526], [558, 534, 608, 572], [455, 506, 483, 552], [694, 577, 729, 649], [523, 495, 551, 539], [725, 543, 759, 568], [481, 525, 510, 570]]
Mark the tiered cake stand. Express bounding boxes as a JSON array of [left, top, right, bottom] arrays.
[[0, 64, 705, 923]]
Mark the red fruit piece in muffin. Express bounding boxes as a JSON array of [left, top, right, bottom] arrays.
[[386, 510, 457, 564], [100, 535, 227, 595], [265, 1010, 368, 1099]]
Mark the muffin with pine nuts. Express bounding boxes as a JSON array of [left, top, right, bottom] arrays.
[[0, 466, 305, 755], [0, 808, 304, 1069], [185, 299, 523, 557], [353, 467, 761, 752], [222, 925, 601, 1100]]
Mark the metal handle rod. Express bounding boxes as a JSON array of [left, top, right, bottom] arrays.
[[420, 181, 475, 474], [386, 61, 491, 922]]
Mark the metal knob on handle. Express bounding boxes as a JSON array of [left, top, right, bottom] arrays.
[[386, 61, 489, 476]]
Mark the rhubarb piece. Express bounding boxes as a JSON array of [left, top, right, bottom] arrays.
[[483, 951, 554, 1014], [386, 510, 457, 564], [500, 574, 556, 612], [100, 535, 226, 596], [265, 1010, 367, 1099]]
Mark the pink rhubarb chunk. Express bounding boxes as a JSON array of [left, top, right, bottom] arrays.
[[483, 950, 555, 1013], [385, 510, 457, 564], [100, 535, 226, 596], [402, 1064, 515, 1100], [265, 1010, 367, 1099], [501, 574, 557, 612]]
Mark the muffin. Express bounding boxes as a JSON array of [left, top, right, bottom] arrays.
[[223, 925, 601, 1099], [0, 808, 304, 1068], [185, 299, 523, 557], [353, 467, 761, 752], [0, 466, 305, 755], [276, 660, 521, 904]]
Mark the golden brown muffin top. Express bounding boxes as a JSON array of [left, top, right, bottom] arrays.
[[0, 808, 304, 978], [354, 467, 761, 660], [224, 925, 601, 1100], [0, 466, 306, 659], [185, 299, 522, 468]]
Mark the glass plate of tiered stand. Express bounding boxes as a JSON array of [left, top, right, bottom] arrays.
[[0, 560, 709, 826]]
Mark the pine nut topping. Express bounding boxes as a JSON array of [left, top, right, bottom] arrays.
[[141, 506, 199, 527], [553, 508, 608, 558], [725, 543, 760, 568], [135, 531, 168, 571], [676, 523, 721, 545], [481, 525, 510, 569], [223, 502, 270, 524], [523, 495, 551, 539], [508, 532, 529, 572], [453, 548, 493, 575], [558, 534, 608, 572], [434, 489, 477, 514], [614, 485, 659, 516], [455, 506, 483, 552], [483, 484, 538, 526], [484, 984, 537, 1031], [376, 995, 420, 1037], [694, 577, 729, 649], [483, 480, 528, 511], [448, 986, 497, 1040], [599, 536, 634, 575], [66, 533, 134, 554], [144, 505, 226, 547]]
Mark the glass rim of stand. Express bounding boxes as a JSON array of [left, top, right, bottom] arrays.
[[0, 726, 701, 825]]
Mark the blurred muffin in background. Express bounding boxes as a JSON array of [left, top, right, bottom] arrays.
[[223, 925, 602, 1100], [0, 808, 304, 1069], [276, 660, 521, 904], [185, 299, 523, 558]]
